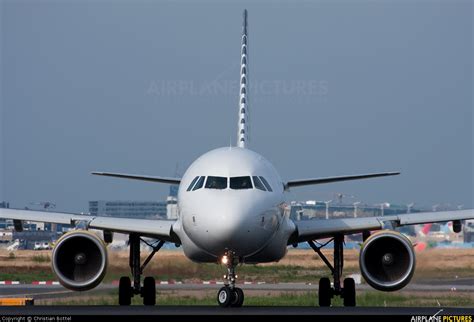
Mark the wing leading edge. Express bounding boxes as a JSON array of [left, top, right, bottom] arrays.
[[285, 172, 400, 190], [0, 208, 179, 243], [92, 172, 181, 185], [291, 209, 474, 243]]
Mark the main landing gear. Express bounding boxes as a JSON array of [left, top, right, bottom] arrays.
[[308, 234, 356, 307], [118, 233, 165, 306], [217, 251, 244, 308]]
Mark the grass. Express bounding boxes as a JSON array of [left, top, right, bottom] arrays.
[[1, 248, 473, 285], [2, 248, 472, 308], [32, 254, 50, 263], [38, 291, 474, 307], [0, 271, 56, 283]]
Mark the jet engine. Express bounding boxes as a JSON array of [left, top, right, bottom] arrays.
[[359, 230, 415, 291], [52, 230, 108, 291]]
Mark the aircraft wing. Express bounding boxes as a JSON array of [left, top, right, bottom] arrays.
[[285, 172, 400, 190], [91, 172, 181, 185], [291, 209, 474, 243], [0, 208, 179, 243]]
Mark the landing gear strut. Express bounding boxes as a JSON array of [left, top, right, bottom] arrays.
[[308, 234, 356, 307], [217, 251, 244, 307], [118, 233, 164, 306]]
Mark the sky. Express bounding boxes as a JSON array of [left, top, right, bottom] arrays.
[[1, 0, 472, 213]]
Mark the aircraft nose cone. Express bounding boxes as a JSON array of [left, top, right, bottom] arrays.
[[181, 191, 280, 258], [196, 207, 271, 256], [209, 209, 249, 242]]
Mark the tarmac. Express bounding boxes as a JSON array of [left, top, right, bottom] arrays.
[[0, 280, 473, 299], [0, 281, 472, 316], [0, 305, 473, 315]]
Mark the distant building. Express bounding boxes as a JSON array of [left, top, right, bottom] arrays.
[[288, 201, 421, 221], [169, 184, 179, 198], [0, 202, 9, 229], [89, 201, 167, 219], [166, 184, 179, 219], [13, 230, 58, 249], [166, 196, 178, 219]]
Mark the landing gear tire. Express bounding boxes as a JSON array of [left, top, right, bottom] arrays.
[[230, 287, 244, 307], [343, 278, 356, 307], [143, 276, 156, 306], [122, 234, 164, 306], [310, 235, 358, 307], [217, 286, 234, 307], [318, 277, 332, 307], [119, 276, 132, 306]]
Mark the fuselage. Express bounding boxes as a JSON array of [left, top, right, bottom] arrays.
[[173, 147, 296, 263]]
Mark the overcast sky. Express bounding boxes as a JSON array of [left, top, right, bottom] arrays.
[[1, 0, 472, 212]]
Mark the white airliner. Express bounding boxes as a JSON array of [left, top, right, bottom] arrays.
[[1, 10, 473, 308]]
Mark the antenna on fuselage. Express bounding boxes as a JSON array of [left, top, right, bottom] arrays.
[[237, 9, 249, 148]]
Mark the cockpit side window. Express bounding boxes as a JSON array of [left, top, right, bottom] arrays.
[[205, 176, 227, 189], [230, 176, 253, 190], [186, 176, 200, 191], [252, 176, 266, 191], [192, 176, 205, 191], [259, 176, 273, 192]]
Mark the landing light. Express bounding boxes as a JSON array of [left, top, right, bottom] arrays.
[[221, 255, 229, 265]]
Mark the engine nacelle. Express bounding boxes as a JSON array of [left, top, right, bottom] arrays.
[[52, 230, 108, 291], [359, 230, 415, 291]]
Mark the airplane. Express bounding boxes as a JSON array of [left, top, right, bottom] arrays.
[[1, 9, 473, 308]]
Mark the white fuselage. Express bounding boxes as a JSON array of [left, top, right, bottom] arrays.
[[173, 147, 296, 263]]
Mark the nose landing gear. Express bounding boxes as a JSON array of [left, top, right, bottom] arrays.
[[217, 251, 244, 307]]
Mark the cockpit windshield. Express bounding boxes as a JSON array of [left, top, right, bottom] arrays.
[[259, 176, 273, 192], [187, 176, 200, 191], [230, 176, 253, 190], [252, 176, 266, 191], [205, 176, 227, 189], [187, 175, 272, 192], [192, 176, 205, 191]]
